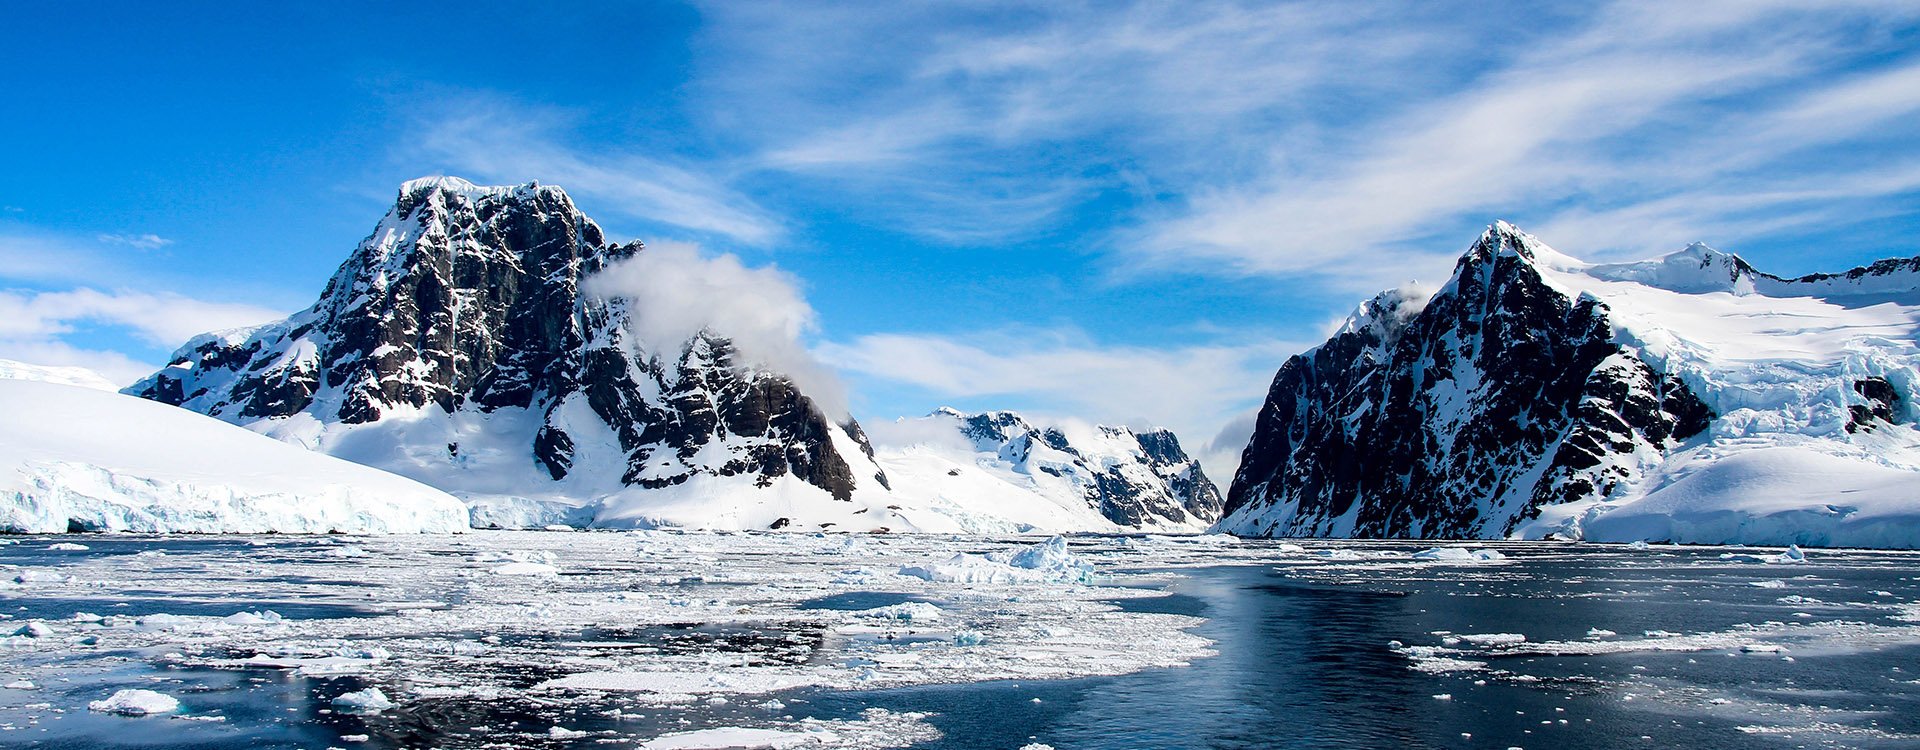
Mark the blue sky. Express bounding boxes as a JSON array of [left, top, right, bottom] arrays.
[[5, 1, 1920, 470]]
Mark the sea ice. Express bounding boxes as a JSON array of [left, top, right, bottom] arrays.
[[854, 602, 942, 622], [899, 536, 1095, 584], [331, 687, 395, 713], [639, 727, 814, 749], [1413, 547, 1507, 563], [87, 689, 179, 715]]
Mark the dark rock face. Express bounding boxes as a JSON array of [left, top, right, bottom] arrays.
[[1220, 223, 1711, 539], [1848, 377, 1900, 433], [131, 177, 876, 502], [940, 408, 1224, 527]]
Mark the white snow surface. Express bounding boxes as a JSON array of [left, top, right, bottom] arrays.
[[274, 400, 1214, 535], [868, 408, 1217, 534], [0, 378, 469, 534], [0, 359, 119, 391], [1481, 226, 1920, 548]]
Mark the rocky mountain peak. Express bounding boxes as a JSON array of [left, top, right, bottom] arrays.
[[132, 177, 883, 522], [1221, 222, 1714, 539]]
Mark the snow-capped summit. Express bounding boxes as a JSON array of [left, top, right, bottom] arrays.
[[130, 177, 887, 530], [1582, 243, 1761, 295], [0, 358, 119, 391], [1221, 222, 1920, 548], [872, 408, 1222, 532]]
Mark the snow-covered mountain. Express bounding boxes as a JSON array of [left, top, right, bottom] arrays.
[[0, 359, 120, 391], [872, 408, 1222, 533], [1219, 222, 1920, 548], [0, 371, 468, 534], [129, 177, 890, 530]]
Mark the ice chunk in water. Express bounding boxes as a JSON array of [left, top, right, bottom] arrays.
[[332, 687, 395, 713], [88, 689, 179, 715]]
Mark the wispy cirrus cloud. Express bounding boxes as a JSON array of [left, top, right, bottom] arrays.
[[692, 0, 1451, 245], [0, 287, 282, 346], [0, 287, 286, 385], [1118, 1, 1920, 281], [399, 95, 784, 246], [671, 1, 1920, 285], [95, 233, 173, 250]]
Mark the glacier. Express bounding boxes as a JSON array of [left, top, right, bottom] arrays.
[[0, 369, 468, 534]]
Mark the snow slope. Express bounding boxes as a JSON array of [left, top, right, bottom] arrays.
[[870, 409, 1221, 533], [0, 378, 469, 533], [1517, 235, 1920, 547]]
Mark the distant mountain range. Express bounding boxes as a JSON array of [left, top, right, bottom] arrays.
[[7, 177, 1915, 547], [117, 177, 1222, 533]]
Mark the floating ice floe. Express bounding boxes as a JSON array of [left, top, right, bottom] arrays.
[[11, 569, 70, 584], [492, 562, 561, 576], [854, 602, 942, 622], [898, 536, 1094, 584], [639, 727, 816, 749], [536, 670, 821, 696], [87, 689, 179, 715], [47, 542, 88, 551], [1412, 547, 1507, 563], [10, 622, 53, 638], [331, 687, 395, 713], [223, 610, 285, 626]]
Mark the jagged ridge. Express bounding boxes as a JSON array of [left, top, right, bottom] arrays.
[[1220, 221, 1920, 544], [132, 178, 881, 522]]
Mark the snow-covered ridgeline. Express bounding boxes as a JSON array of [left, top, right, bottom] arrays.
[[872, 408, 1222, 533], [127, 178, 894, 532], [1222, 222, 1920, 548]]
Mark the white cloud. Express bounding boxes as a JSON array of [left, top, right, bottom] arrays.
[[1127, 1, 1920, 283], [681, 1, 1920, 282], [0, 288, 284, 346], [402, 96, 783, 246], [95, 233, 173, 250], [817, 329, 1306, 471], [0, 287, 287, 385], [582, 242, 848, 418], [1198, 409, 1262, 488], [693, 1, 1446, 245]]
